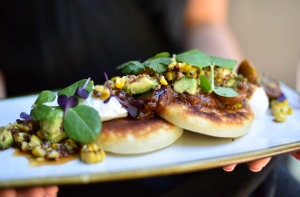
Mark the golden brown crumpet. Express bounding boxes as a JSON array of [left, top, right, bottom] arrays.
[[95, 117, 183, 154], [156, 89, 254, 138]]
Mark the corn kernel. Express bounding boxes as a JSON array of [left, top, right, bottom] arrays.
[[30, 134, 42, 147], [186, 67, 198, 78], [21, 142, 30, 152], [32, 146, 46, 157], [80, 143, 106, 164], [160, 76, 168, 85], [93, 85, 111, 100], [168, 62, 177, 70], [115, 77, 125, 89], [165, 71, 175, 81], [180, 63, 192, 73], [47, 150, 60, 159]]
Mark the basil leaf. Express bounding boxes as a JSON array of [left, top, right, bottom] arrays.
[[200, 75, 212, 93], [30, 104, 52, 121], [63, 105, 101, 143], [33, 90, 56, 107], [209, 56, 237, 69], [116, 61, 144, 75], [144, 57, 172, 73], [214, 87, 239, 97], [176, 49, 211, 68], [58, 79, 93, 97]]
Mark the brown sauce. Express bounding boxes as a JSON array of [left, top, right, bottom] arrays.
[[13, 149, 78, 167]]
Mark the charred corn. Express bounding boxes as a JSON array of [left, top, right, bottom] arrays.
[[160, 76, 168, 85], [115, 77, 125, 89], [271, 99, 293, 122], [80, 143, 105, 164], [93, 85, 111, 100]]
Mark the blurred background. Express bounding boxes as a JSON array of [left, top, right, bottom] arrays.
[[229, 0, 300, 90], [228, 0, 300, 182]]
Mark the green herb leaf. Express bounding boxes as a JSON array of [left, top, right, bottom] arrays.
[[63, 105, 101, 143], [199, 75, 212, 93], [176, 49, 237, 69], [58, 79, 93, 97], [176, 49, 211, 68], [148, 52, 170, 60], [144, 57, 172, 73], [33, 90, 56, 107], [30, 104, 52, 121], [209, 56, 237, 69], [214, 87, 239, 97], [116, 61, 144, 75]]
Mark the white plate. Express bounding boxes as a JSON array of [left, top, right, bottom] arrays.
[[0, 84, 299, 188]]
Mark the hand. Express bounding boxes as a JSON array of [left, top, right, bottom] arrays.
[[0, 185, 58, 197], [291, 151, 300, 160], [223, 157, 272, 172]]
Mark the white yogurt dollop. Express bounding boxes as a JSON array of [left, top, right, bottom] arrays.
[[248, 86, 269, 119], [81, 94, 128, 121]]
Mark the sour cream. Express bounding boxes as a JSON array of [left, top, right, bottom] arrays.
[[81, 94, 128, 121], [248, 86, 269, 119]]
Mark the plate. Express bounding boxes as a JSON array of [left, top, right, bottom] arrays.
[[0, 84, 299, 188]]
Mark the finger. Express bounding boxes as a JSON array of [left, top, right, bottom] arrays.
[[291, 151, 300, 160], [0, 188, 17, 197], [247, 157, 271, 172], [44, 185, 59, 197], [223, 164, 237, 172], [16, 186, 45, 197]]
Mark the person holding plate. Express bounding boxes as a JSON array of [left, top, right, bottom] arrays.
[[0, 0, 299, 197]]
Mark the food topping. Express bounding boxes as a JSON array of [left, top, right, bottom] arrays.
[[1, 49, 293, 165], [271, 98, 293, 122], [260, 74, 294, 122], [237, 60, 259, 85], [0, 125, 13, 149], [80, 143, 106, 164]]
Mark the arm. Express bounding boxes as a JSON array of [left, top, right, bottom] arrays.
[[184, 0, 243, 62]]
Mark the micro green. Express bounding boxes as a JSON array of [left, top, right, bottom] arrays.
[[117, 52, 172, 75], [20, 112, 33, 126], [57, 95, 79, 112], [20, 112, 32, 121], [76, 77, 91, 99], [30, 79, 101, 143], [30, 90, 56, 121], [58, 78, 93, 97], [176, 49, 237, 69], [176, 49, 238, 97], [103, 72, 144, 117]]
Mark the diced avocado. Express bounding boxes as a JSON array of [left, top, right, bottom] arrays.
[[174, 76, 198, 94], [40, 109, 67, 143], [123, 75, 159, 94], [0, 126, 13, 149]]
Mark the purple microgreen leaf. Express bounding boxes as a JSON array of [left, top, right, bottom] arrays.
[[20, 112, 32, 121], [104, 97, 111, 104], [103, 72, 144, 118], [76, 77, 91, 99], [126, 105, 139, 117], [76, 87, 89, 99], [277, 93, 286, 102], [66, 96, 79, 109], [58, 95, 79, 112], [58, 95, 68, 110]]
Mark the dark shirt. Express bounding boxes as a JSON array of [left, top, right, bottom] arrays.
[[0, 0, 185, 97]]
